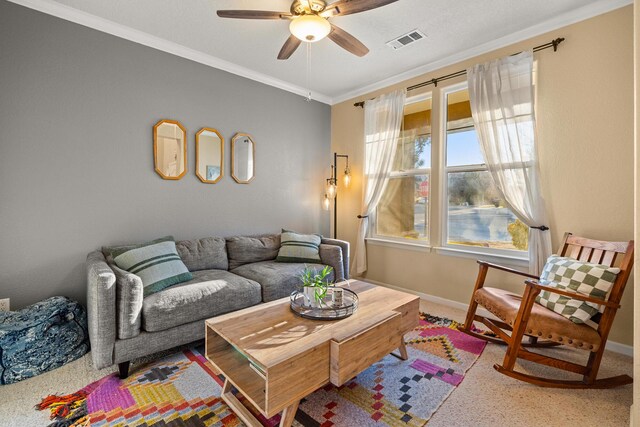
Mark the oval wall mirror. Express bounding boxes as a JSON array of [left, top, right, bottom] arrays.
[[231, 133, 255, 184], [196, 128, 224, 184], [153, 119, 187, 180]]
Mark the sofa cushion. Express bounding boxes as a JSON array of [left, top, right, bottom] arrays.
[[104, 236, 170, 258], [226, 234, 281, 270], [276, 230, 322, 263], [112, 237, 192, 297], [142, 270, 261, 332], [102, 236, 169, 264], [231, 261, 334, 302], [176, 237, 228, 272]]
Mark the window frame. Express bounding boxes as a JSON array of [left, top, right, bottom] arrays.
[[438, 81, 528, 260], [368, 92, 432, 247]]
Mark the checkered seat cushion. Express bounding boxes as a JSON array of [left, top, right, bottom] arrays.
[[535, 255, 619, 329]]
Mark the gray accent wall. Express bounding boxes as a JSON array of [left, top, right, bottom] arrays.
[[0, 2, 331, 309]]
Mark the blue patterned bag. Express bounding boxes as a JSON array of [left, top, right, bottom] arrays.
[[0, 296, 89, 385]]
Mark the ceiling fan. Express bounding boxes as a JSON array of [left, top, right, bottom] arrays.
[[217, 0, 399, 60]]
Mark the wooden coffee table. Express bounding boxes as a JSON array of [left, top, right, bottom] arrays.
[[205, 280, 419, 427]]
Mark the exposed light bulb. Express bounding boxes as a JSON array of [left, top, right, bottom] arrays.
[[343, 166, 351, 188], [323, 194, 330, 211], [289, 15, 331, 43], [327, 181, 337, 199]]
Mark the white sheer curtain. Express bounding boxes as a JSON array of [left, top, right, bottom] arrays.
[[352, 89, 406, 276], [467, 50, 551, 275]]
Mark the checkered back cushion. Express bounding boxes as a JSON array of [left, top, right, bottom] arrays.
[[535, 255, 620, 329]]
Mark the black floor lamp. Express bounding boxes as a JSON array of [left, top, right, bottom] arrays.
[[324, 152, 350, 239]]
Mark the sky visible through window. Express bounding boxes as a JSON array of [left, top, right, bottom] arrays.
[[446, 129, 484, 166]]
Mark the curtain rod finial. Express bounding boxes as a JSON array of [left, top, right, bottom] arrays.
[[552, 37, 564, 52]]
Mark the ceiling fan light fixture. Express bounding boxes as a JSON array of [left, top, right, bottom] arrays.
[[289, 15, 331, 42]]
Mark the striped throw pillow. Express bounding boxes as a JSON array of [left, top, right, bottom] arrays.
[[535, 255, 619, 329], [276, 230, 322, 263], [112, 236, 192, 297]]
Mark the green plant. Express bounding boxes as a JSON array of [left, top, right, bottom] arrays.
[[300, 265, 333, 303]]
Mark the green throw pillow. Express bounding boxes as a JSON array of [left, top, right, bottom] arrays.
[[111, 236, 193, 297], [276, 230, 322, 264], [106, 236, 173, 259], [535, 255, 619, 329]]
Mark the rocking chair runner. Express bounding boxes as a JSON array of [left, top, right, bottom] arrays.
[[458, 232, 634, 388]]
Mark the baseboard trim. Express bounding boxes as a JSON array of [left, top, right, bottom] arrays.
[[358, 277, 633, 357]]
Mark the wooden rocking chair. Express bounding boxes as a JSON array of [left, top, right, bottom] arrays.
[[458, 232, 634, 388]]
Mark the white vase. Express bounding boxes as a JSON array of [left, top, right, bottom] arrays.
[[303, 286, 320, 308]]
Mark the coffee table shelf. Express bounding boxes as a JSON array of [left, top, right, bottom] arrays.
[[206, 332, 266, 411]]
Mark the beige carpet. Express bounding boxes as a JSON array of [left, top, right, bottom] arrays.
[[0, 300, 632, 427]]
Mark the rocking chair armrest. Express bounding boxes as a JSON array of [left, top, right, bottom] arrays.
[[524, 280, 621, 309], [477, 261, 539, 280]]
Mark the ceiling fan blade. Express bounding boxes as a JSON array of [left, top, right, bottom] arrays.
[[278, 35, 302, 60], [217, 10, 291, 20], [328, 24, 369, 57], [322, 0, 398, 17]]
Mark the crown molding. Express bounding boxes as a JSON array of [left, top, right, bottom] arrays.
[[7, 0, 631, 106], [331, 0, 633, 105], [7, 0, 333, 105]]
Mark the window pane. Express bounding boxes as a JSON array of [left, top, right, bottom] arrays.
[[394, 97, 431, 171], [447, 171, 528, 251], [446, 129, 484, 167], [376, 175, 429, 241], [394, 133, 431, 170], [445, 88, 484, 167], [446, 88, 474, 131]]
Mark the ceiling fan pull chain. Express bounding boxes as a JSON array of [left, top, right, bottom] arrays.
[[305, 42, 312, 102]]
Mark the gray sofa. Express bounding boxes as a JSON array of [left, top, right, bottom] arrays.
[[86, 233, 349, 377]]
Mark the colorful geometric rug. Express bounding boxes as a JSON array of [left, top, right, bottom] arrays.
[[37, 313, 488, 427]]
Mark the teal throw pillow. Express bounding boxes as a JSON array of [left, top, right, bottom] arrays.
[[276, 230, 322, 264], [111, 236, 192, 297]]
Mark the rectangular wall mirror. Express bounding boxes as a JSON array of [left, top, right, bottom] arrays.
[[154, 119, 187, 180], [196, 128, 224, 184]]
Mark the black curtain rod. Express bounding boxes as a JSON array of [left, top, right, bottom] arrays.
[[353, 37, 565, 108]]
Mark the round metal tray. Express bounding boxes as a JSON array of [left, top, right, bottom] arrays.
[[290, 287, 358, 320]]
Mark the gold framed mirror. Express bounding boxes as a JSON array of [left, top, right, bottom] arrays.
[[153, 119, 187, 180], [231, 133, 255, 184], [196, 128, 224, 184]]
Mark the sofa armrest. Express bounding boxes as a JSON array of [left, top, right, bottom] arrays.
[[319, 244, 345, 282], [111, 265, 144, 340], [320, 238, 350, 280], [86, 250, 117, 369]]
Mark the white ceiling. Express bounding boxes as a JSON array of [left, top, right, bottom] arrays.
[[11, 0, 631, 104]]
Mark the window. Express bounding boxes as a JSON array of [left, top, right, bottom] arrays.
[[442, 84, 527, 254], [373, 95, 431, 244], [365, 83, 529, 259]]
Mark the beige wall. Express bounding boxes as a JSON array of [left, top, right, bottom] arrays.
[[633, 0, 639, 421], [332, 6, 634, 346]]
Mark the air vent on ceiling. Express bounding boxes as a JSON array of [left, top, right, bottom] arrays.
[[386, 29, 426, 50]]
